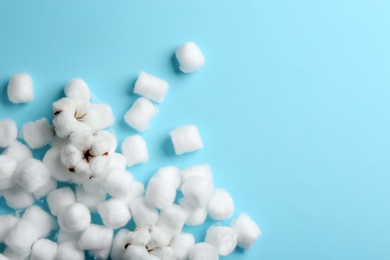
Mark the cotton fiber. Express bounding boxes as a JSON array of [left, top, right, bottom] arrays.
[[205, 226, 237, 256], [76, 184, 106, 211], [78, 224, 113, 250], [154, 166, 181, 190], [170, 233, 195, 260], [0, 253, 10, 260], [60, 144, 83, 169], [146, 177, 176, 209], [117, 181, 145, 208], [181, 164, 213, 183], [121, 135, 149, 167], [3, 141, 32, 163], [123, 244, 150, 259], [15, 158, 51, 192], [89, 155, 111, 178], [3, 185, 34, 209], [52, 111, 78, 138], [23, 205, 56, 237], [170, 125, 204, 155], [188, 242, 218, 260], [103, 167, 134, 197], [0, 119, 18, 147], [133, 71, 169, 103], [82, 103, 115, 131], [65, 78, 90, 101], [124, 97, 158, 132], [47, 187, 75, 216], [21, 118, 53, 149], [0, 215, 19, 242], [230, 213, 261, 250], [42, 147, 72, 182], [179, 198, 208, 226], [110, 229, 130, 260], [97, 198, 131, 229], [89, 245, 112, 260], [130, 226, 152, 246], [7, 73, 34, 103], [57, 240, 84, 260], [58, 203, 91, 233], [181, 176, 214, 208], [207, 189, 234, 220], [130, 197, 159, 227], [30, 238, 58, 260], [0, 155, 17, 189], [5, 219, 42, 254], [33, 177, 57, 199], [2, 248, 30, 260], [57, 229, 82, 243], [157, 204, 188, 235], [149, 247, 174, 259], [91, 130, 117, 156], [146, 225, 173, 250], [109, 152, 127, 170], [68, 122, 94, 151], [176, 42, 205, 73]]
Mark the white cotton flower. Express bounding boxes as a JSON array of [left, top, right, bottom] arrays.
[[60, 144, 83, 169], [91, 130, 117, 156], [52, 97, 76, 116], [110, 229, 131, 260], [68, 122, 95, 151], [65, 78, 90, 102], [82, 103, 114, 131]]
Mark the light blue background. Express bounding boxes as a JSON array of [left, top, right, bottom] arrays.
[[1, 1, 390, 259]]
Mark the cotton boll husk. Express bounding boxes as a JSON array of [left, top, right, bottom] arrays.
[[171, 233, 195, 260], [58, 203, 91, 233], [110, 229, 130, 260], [117, 181, 144, 208], [146, 177, 176, 209], [230, 213, 261, 250], [109, 152, 127, 170], [3, 185, 34, 209], [123, 244, 150, 259], [176, 42, 206, 73], [205, 226, 237, 256], [2, 248, 30, 260], [52, 97, 76, 115], [181, 176, 214, 208], [0, 119, 18, 148], [52, 111, 79, 138], [5, 219, 42, 254], [30, 238, 58, 260], [56, 229, 82, 243], [130, 197, 159, 227], [133, 72, 169, 103], [82, 177, 104, 193], [82, 103, 114, 131], [124, 97, 158, 132], [170, 125, 204, 155], [3, 141, 32, 163], [47, 187, 75, 216], [97, 198, 131, 229], [76, 184, 106, 212], [57, 240, 84, 260], [42, 147, 71, 182], [179, 198, 208, 226], [146, 225, 173, 250], [207, 189, 234, 220], [149, 247, 174, 260], [68, 122, 94, 151], [60, 144, 83, 169], [15, 158, 51, 192], [65, 78, 90, 102], [23, 205, 56, 237], [33, 177, 57, 199], [0, 215, 19, 242], [7, 73, 34, 103], [121, 135, 149, 167], [181, 164, 213, 184], [157, 204, 188, 235], [154, 166, 181, 190], [91, 130, 117, 156], [188, 242, 218, 260], [21, 118, 53, 149], [103, 167, 134, 197], [78, 224, 114, 250]]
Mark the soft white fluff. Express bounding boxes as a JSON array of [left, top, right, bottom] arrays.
[[2, 185, 34, 209], [154, 166, 181, 190], [188, 242, 218, 260], [89, 245, 112, 260], [109, 152, 127, 170], [130, 197, 159, 227], [56, 229, 82, 243], [52, 97, 76, 116], [123, 244, 150, 259], [110, 229, 130, 260], [117, 181, 145, 209], [42, 147, 72, 182], [78, 224, 114, 250], [0, 254, 7, 260], [82, 103, 115, 131], [149, 247, 174, 260], [5, 219, 42, 254], [133, 72, 169, 103], [0, 215, 19, 242], [170, 125, 204, 155], [57, 241, 84, 260], [181, 164, 213, 183], [58, 203, 91, 233], [207, 189, 234, 220], [68, 122, 94, 151], [147, 225, 173, 250], [3, 141, 32, 163], [124, 97, 158, 132], [170, 233, 195, 260], [121, 135, 149, 167], [47, 187, 76, 216], [7, 73, 34, 103], [76, 184, 106, 212], [15, 158, 51, 192], [33, 177, 57, 199], [146, 177, 176, 209], [176, 42, 206, 73], [91, 130, 117, 156], [103, 167, 134, 197], [30, 238, 58, 260], [157, 204, 188, 235], [97, 198, 131, 229], [21, 118, 53, 149], [2, 248, 30, 260], [0, 119, 18, 148], [89, 155, 111, 178], [65, 79, 90, 102], [60, 144, 83, 169], [130, 226, 151, 246], [22, 205, 56, 237], [0, 155, 17, 190], [179, 198, 208, 226], [181, 176, 214, 208], [230, 213, 261, 250], [52, 111, 78, 138], [205, 226, 237, 256]]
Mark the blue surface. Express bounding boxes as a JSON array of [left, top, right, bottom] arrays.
[[1, 1, 390, 259]]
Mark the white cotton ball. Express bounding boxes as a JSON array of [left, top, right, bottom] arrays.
[[57, 240, 84, 260], [2, 248, 30, 260], [121, 135, 149, 167], [52, 97, 76, 115], [130, 197, 159, 227], [50, 135, 67, 148], [47, 187, 76, 216], [205, 226, 237, 256], [89, 155, 111, 178], [97, 198, 131, 229], [56, 229, 82, 243], [5, 219, 42, 254], [181, 164, 213, 184], [176, 42, 206, 73], [207, 189, 235, 220], [3, 185, 34, 209], [103, 167, 134, 198], [149, 247, 174, 260], [230, 213, 261, 250], [124, 97, 158, 132], [0, 215, 19, 242], [65, 78, 90, 101], [21, 118, 53, 149], [68, 122, 94, 151], [22, 205, 56, 237], [157, 204, 188, 235], [109, 152, 127, 170], [58, 203, 91, 233], [0, 176, 15, 191], [154, 166, 181, 190], [3, 141, 32, 163], [179, 198, 208, 226], [60, 144, 83, 169], [133, 71, 169, 103], [0, 119, 18, 148], [52, 111, 79, 138], [83, 103, 114, 131], [146, 177, 176, 209], [171, 233, 195, 260], [15, 158, 51, 192], [117, 181, 145, 208], [7, 73, 34, 103], [89, 245, 111, 260], [78, 224, 114, 250], [42, 147, 71, 182], [76, 184, 106, 212], [33, 177, 57, 199], [130, 226, 152, 246], [181, 176, 214, 208], [110, 229, 130, 260], [123, 244, 150, 259], [91, 130, 117, 156], [146, 225, 173, 250], [188, 242, 218, 260], [170, 125, 204, 155], [0, 155, 17, 190], [73, 159, 92, 181], [30, 239, 58, 260]]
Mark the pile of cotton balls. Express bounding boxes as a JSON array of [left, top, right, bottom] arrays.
[[0, 42, 261, 260]]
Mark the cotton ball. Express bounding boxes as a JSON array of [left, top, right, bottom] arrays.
[[30, 239, 58, 260], [130, 197, 159, 227], [58, 203, 91, 233], [117, 181, 145, 208], [52, 97, 76, 115], [0, 119, 18, 148], [78, 224, 114, 250], [21, 118, 53, 149], [176, 42, 205, 73], [230, 213, 261, 250], [89, 155, 111, 178], [146, 177, 176, 209], [3, 141, 32, 163], [50, 135, 68, 148], [146, 225, 173, 250], [154, 166, 181, 190], [52, 111, 79, 138], [68, 122, 94, 151], [109, 152, 127, 170], [0, 155, 18, 190], [3, 185, 34, 209], [124, 97, 158, 132], [5, 219, 42, 254], [7, 73, 34, 103], [83, 103, 115, 131], [103, 167, 134, 197], [121, 135, 149, 167], [42, 147, 72, 182], [181, 164, 213, 184], [170, 125, 204, 155], [73, 159, 92, 181], [171, 233, 195, 260], [157, 204, 188, 235], [65, 78, 90, 101], [149, 247, 174, 260], [57, 241, 84, 260], [76, 184, 106, 212], [208, 189, 234, 220], [188, 242, 218, 260], [2, 248, 30, 260], [130, 226, 152, 246], [205, 226, 237, 256], [110, 229, 131, 260], [133, 71, 169, 103], [0, 215, 19, 242], [33, 177, 57, 199], [89, 245, 111, 260], [123, 244, 150, 259], [15, 158, 51, 192], [60, 144, 83, 169], [91, 130, 117, 156], [97, 198, 131, 229], [23, 205, 56, 237], [57, 229, 82, 243], [47, 187, 75, 216], [181, 176, 214, 208], [179, 198, 208, 226]]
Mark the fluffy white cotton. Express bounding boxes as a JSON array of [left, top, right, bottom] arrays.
[[33, 177, 57, 199], [2, 248, 30, 260], [181, 176, 214, 208], [23, 206, 56, 237], [3, 185, 34, 209], [89, 245, 112, 260], [15, 158, 51, 192], [130, 226, 151, 246], [157, 204, 188, 235], [68, 122, 94, 151], [179, 198, 208, 226], [110, 229, 130, 260], [208, 189, 234, 220], [103, 167, 134, 197], [21, 118, 53, 149], [47, 187, 76, 216], [149, 247, 174, 259], [57, 241, 84, 260], [76, 184, 106, 212], [97, 198, 131, 229], [65, 79, 90, 101], [42, 147, 72, 182], [50, 135, 67, 147], [52, 97, 76, 115], [117, 181, 145, 208], [188, 242, 218, 260], [170, 125, 204, 155], [91, 130, 117, 156], [7, 73, 34, 103], [89, 155, 111, 178], [205, 226, 237, 256], [176, 42, 205, 73], [58, 203, 91, 233], [0, 155, 17, 190], [56, 229, 82, 243], [146, 177, 176, 209], [82, 103, 115, 131], [52, 111, 79, 138], [130, 197, 159, 227], [154, 166, 181, 190], [0, 254, 8, 260], [0, 215, 19, 242], [171, 233, 195, 260], [60, 144, 83, 169], [3, 141, 32, 163], [181, 164, 213, 183], [5, 219, 42, 254], [121, 135, 149, 167], [133, 72, 169, 103], [230, 213, 261, 250], [147, 225, 173, 250], [123, 244, 150, 259], [30, 239, 58, 260], [78, 224, 113, 250], [0, 119, 18, 148], [109, 152, 127, 170], [124, 97, 158, 132]]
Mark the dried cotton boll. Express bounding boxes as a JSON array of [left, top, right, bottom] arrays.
[[124, 97, 158, 132], [3, 185, 34, 209], [230, 213, 261, 250], [47, 187, 75, 216], [154, 166, 181, 190], [170, 125, 204, 155], [57, 229, 82, 243], [7, 73, 34, 103], [22, 206, 56, 237], [181, 164, 213, 184], [52, 111, 79, 138], [68, 122, 95, 151], [134, 72, 169, 103], [176, 42, 205, 73], [121, 135, 149, 167], [57, 241, 84, 260], [0, 215, 19, 242], [103, 167, 134, 198], [110, 229, 130, 260], [157, 204, 188, 235], [42, 147, 72, 182], [97, 198, 131, 229], [205, 226, 237, 256], [78, 224, 114, 250], [82, 103, 115, 131], [15, 158, 51, 192], [109, 152, 127, 170], [65, 78, 90, 102], [0, 119, 18, 148], [130, 197, 159, 227], [60, 144, 83, 169], [5, 219, 42, 254], [52, 97, 76, 116], [207, 189, 234, 220], [30, 239, 58, 260], [146, 177, 176, 209], [179, 198, 208, 226], [117, 181, 145, 208], [33, 177, 57, 199], [21, 118, 53, 149], [73, 159, 92, 181], [58, 203, 91, 233], [188, 243, 218, 260], [181, 176, 214, 208], [3, 141, 32, 163], [146, 225, 173, 250], [89, 155, 111, 178], [91, 130, 117, 156], [170, 233, 195, 260], [76, 184, 106, 212]]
